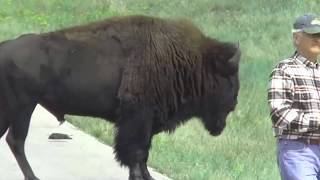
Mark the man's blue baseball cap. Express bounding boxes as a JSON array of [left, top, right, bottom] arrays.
[[293, 13, 320, 34]]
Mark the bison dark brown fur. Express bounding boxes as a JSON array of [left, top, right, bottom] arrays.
[[0, 15, 240, 180]]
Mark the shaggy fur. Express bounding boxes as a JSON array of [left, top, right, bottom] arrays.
[[0, 15, 240, 180], [57, 15, 238, 120]]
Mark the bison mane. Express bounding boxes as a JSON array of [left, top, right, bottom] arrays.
[[54, 15, 237, 120]]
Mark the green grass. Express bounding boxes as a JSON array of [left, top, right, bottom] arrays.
[[0, 0, 318, 179]]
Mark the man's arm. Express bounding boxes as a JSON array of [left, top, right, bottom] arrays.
[[267, 66, 303, 129]]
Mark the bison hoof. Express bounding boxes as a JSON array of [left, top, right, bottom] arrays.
[[129, 175, 155, 180], [25, 177, 40, 180], [129, 175, 144, 180]]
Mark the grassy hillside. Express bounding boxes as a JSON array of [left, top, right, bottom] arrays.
[[0, 0, 318, 179]]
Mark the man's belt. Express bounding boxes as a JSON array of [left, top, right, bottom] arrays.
[[297, 138, 320, 145]]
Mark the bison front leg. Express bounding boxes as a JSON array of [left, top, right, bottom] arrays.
[[115, 103, 155, 180], [140, 160, 155, 180]]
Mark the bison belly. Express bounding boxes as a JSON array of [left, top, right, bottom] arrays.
[[40, 57, 123, 121]]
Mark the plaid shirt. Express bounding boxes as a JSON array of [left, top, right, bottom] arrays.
[[268, 52, 320, 139]]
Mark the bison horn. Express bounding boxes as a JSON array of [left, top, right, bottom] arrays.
[[228, 42, 241, 71]]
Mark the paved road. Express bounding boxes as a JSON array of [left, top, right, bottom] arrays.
[[0, 105, 171, 180]]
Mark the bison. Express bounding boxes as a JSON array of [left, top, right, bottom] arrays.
[[0, 15, 240, 180]]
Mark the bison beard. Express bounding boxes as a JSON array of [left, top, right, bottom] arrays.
[[0, 15, 240, 180]]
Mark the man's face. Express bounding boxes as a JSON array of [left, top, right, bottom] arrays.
[[295, 32, 320, 57]]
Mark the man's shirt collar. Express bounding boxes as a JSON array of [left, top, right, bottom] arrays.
[[293, 52, 318, 68]]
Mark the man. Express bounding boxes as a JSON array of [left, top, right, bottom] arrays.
[[268, 13, 320, 180]]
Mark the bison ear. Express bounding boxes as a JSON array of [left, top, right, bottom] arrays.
[[204, 40, 241, 76], [226, 42, 241, 74]]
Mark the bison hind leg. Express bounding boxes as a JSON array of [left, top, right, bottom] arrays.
[[6, 100, 39, 180], [0, 98, 9, 138], [114, 102, 155, 180], [0, 116, 9, 138]]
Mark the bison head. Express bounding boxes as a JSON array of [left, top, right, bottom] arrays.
[[200, 41, 240, 136]]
